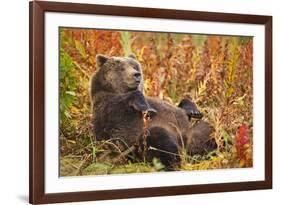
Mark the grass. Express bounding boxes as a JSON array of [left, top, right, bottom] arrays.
[[59, 28, 253, 176]]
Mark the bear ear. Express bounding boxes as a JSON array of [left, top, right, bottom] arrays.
[[96, 54, 109, 67], [128, 53, 137, 60]]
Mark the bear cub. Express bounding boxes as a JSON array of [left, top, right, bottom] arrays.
[[90, 54, 217, 170]]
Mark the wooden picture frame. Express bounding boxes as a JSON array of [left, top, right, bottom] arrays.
[[29, 1, 272, 204]]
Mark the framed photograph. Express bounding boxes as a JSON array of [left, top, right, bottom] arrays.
[[29, 1, 272, 204]]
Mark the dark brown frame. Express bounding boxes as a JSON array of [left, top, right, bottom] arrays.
[[29, 1, 272, 204]]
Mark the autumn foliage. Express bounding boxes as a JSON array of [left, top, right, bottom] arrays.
[[59, 28, 253, 176]]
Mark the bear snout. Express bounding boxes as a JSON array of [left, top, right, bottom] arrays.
[[133, 72, 141, 83]]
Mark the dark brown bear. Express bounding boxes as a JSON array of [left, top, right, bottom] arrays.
[[90, 54, 217, 170]]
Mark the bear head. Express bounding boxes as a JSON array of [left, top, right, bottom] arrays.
[[94, 54, 144, 94]]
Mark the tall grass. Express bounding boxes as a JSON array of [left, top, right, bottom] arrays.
[[59, 28, 253, 176]]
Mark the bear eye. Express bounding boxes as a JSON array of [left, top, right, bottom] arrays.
[[133, 65, 139, 71]]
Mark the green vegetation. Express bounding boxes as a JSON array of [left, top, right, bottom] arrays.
[[59, 28, 253, 176]]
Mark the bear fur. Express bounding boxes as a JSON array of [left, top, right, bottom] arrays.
[[90, 54, 217, 170]]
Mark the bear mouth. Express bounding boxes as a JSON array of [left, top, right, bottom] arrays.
[[127, 81, 140, 90]]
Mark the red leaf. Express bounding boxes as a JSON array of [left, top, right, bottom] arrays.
[[235, 124, 250, 160]]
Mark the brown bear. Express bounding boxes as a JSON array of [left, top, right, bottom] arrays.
[[90, 54, 217, 170]]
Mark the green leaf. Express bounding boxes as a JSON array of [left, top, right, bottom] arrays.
[[152, 158, 165, 170], [120, 31, 132, 56], [221, 128, 232, 146], [64, 110, 72, 119], [74, 40, 87, 59], [66, 91, 76, 96]]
